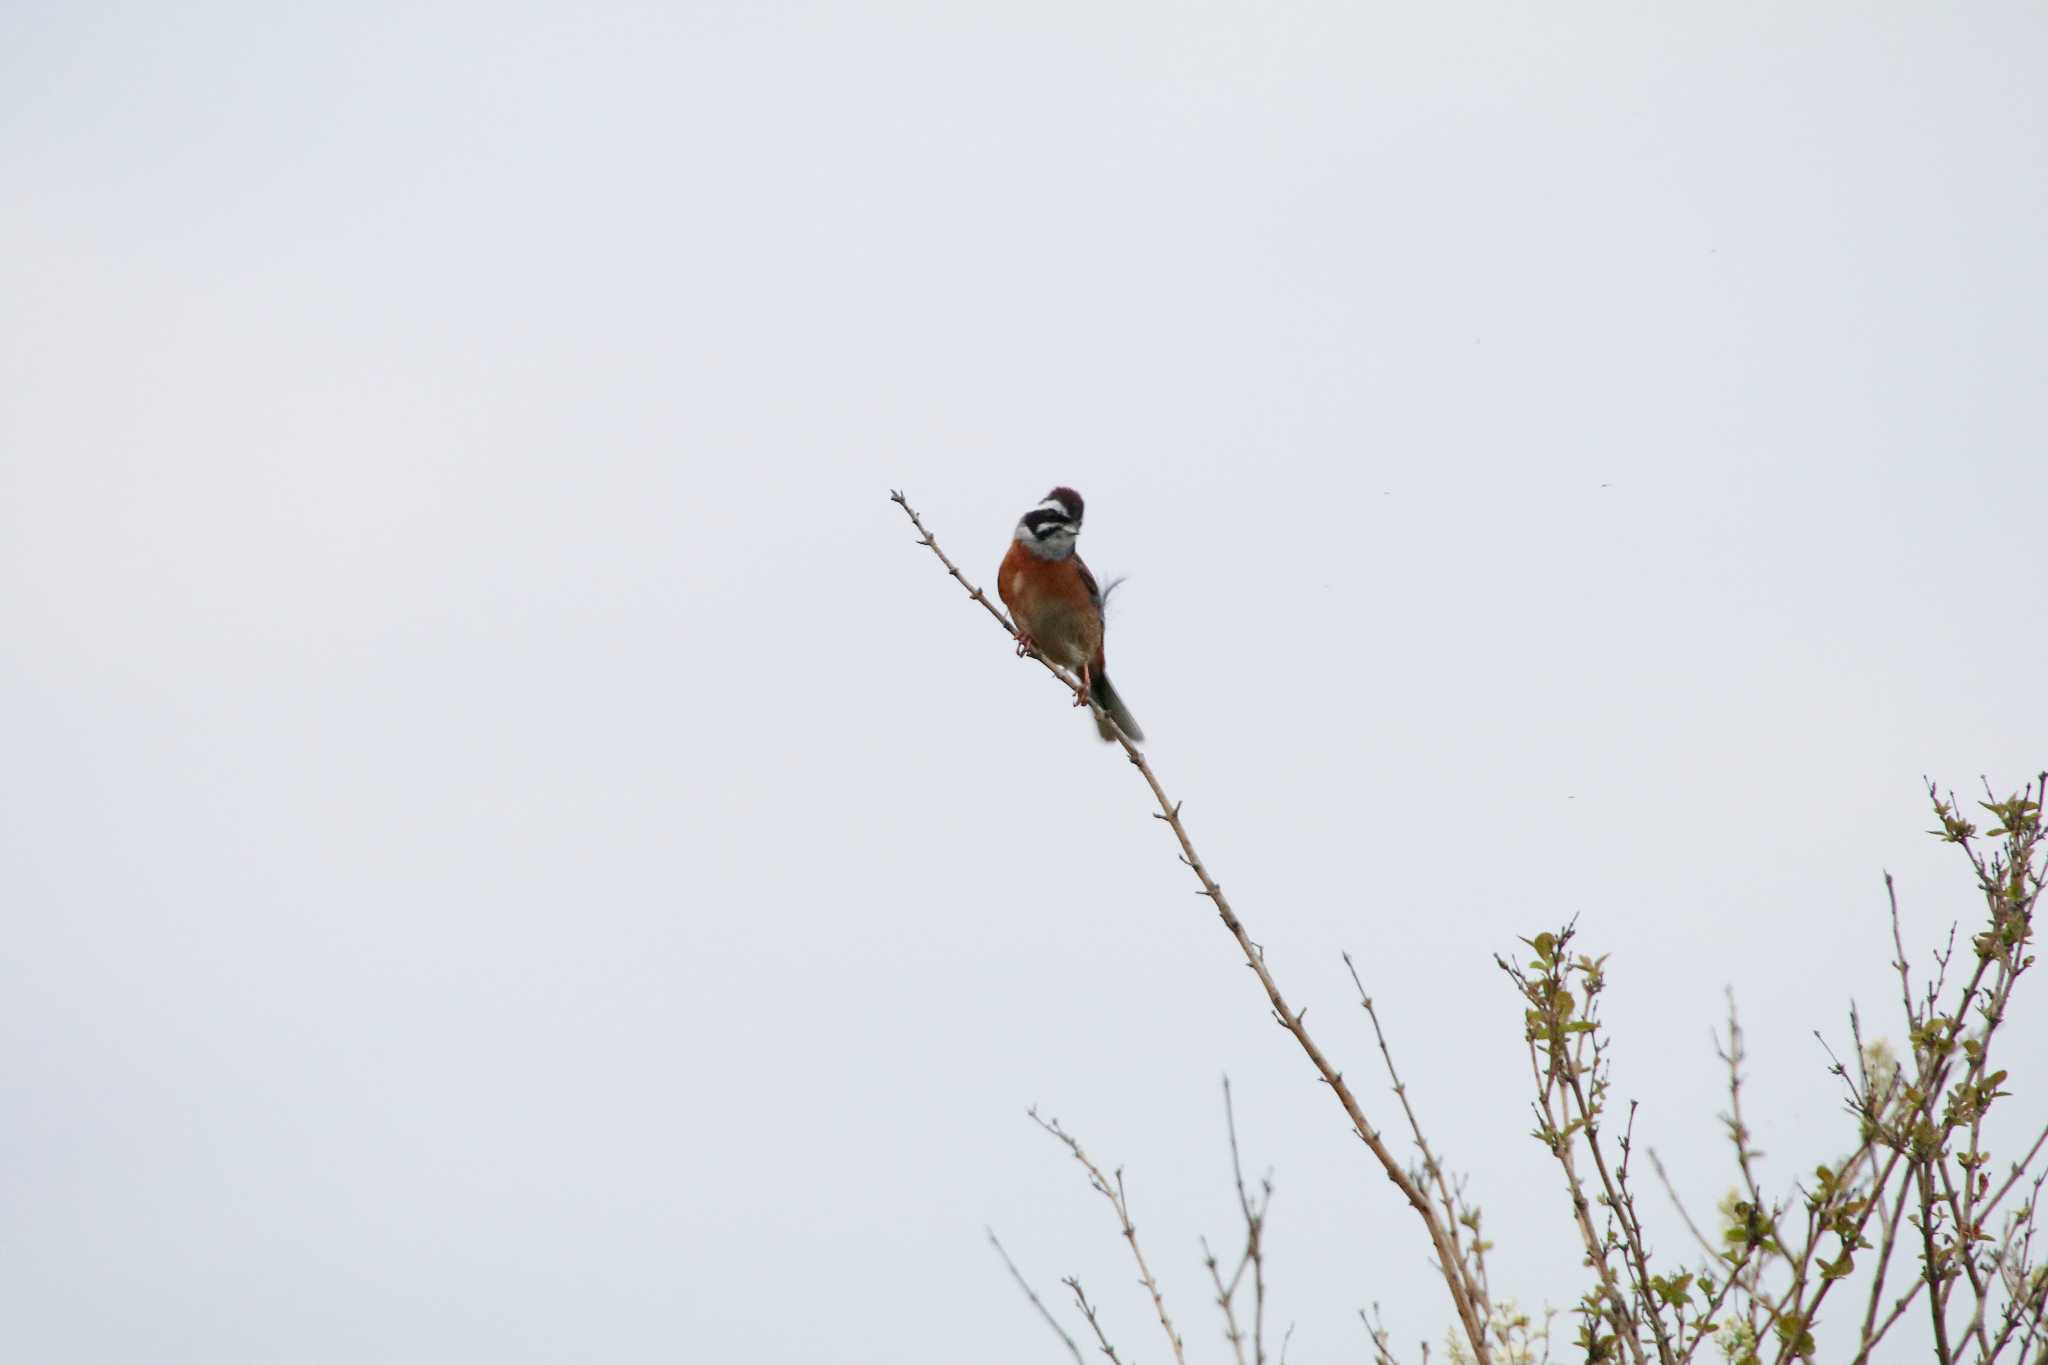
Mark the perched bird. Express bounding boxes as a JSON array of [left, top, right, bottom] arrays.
[[997, 486, 1144, 743]]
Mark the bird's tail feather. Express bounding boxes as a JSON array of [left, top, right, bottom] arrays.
[[1091, 672, 1144, 744]]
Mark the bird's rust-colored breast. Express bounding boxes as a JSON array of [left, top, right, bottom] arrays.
[[998, 541, 1102, 672]]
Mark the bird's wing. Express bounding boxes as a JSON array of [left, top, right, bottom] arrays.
[[1075, 555, 1103, 609]]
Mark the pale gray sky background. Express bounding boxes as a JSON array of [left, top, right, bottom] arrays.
[[3, 3, 2046, 1362]]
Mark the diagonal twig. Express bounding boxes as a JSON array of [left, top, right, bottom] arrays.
[[988, 1228, 1087, 1365], [1066, 1277, 1128, 1365]]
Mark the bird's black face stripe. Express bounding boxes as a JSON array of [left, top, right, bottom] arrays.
[[1023, 509, 1074, 538]]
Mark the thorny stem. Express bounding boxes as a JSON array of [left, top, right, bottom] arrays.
[[894, 490, 1494, 1364]]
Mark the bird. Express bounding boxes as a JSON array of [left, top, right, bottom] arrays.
[[997, 486, 1144, 743]]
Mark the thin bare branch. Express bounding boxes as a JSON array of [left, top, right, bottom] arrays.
[[1854, 1170, 1922, 1363], [1030, 1108, 1187, 1365], [1201, 1234, 1250, 1365], [1065, 1278, 1128, 1365], [1361, 1304, 1404, 1365], [1221, 1078, 1271, 1365], [1718, 997, 1768, 1214], [1344, 952, 1490, 1317], [988, 1228, 1087, 1365], [1986, 1122, 2048, 1220], [1556, 1071, 1674, 1364], [1645, 1148, 1717, 1264]]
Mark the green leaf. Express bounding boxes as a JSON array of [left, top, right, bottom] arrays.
[[1650, 1272, 1695, 1307]]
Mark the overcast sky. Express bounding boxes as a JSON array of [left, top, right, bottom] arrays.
[[4, 3, 2046, 1362]]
